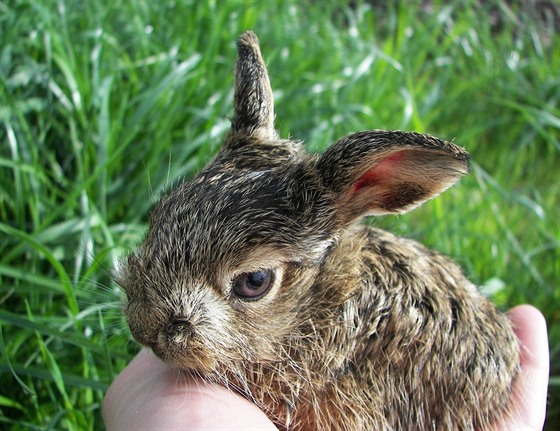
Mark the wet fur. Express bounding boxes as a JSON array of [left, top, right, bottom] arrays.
[[120, 31, 519, 430]]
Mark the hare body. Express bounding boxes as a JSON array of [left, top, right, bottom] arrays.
[[234, 226, 519, 430], [120, 32, 519, 430]]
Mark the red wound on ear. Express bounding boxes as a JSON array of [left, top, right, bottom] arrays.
[[352, 150, 406, 193]]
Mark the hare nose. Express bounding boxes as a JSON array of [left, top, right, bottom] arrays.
[[164, 318, 192, 337]]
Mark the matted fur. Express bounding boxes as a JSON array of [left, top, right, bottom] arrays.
[[119, 31, 519, 430]]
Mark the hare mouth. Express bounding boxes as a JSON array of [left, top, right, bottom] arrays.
[[151, 333, 218, 372]]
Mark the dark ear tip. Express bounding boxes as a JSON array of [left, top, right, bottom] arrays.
[[417, 131, 471, 173], [238, 30, 260, 50], [462, 153, 472, 173], [448, 142, 471, 173]]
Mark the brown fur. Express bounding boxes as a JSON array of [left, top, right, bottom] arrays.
[[119, 31, 519, 430]]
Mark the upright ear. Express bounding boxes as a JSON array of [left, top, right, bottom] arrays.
[[316, 130, 470, 223], [230, 31, 276, 139]]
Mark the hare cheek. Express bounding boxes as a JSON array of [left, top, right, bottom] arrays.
[[124, 297, 160, 347]]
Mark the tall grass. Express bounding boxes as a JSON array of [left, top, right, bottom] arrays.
[[1, 0, 558, 429]]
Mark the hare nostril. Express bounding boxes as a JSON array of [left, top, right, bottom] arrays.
[[164, 318, 192, 337]]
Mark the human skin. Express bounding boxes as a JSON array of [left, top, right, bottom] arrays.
[[103, 304, 549, 431], [501, 305, 550, 430]]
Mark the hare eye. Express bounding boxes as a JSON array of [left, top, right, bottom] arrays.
[[232, 269, 274, 300]]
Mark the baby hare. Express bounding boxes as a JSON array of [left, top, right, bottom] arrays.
[[120, 31, 519, 430]]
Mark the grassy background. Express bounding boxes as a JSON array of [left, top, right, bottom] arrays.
[[1, 0, 558, 429]]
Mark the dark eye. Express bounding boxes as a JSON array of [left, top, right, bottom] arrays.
[[232, 269, 275, 300]]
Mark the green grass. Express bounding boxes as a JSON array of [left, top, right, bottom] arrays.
[[1, 0, 558, 429]]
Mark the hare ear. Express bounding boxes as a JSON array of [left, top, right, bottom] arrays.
[[231, 31, 275, 139], [317, 130, 470, 223]]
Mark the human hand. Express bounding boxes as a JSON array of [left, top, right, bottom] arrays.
[[495, 304, 549, 430], [102, 348, 277, 430], [103, 304, 549, 430]]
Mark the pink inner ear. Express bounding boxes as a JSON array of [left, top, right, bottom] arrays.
[[353, 150, 406, 192]]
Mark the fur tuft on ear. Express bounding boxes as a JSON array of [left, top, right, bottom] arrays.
[[316, 130, 470, 223], [230, 31, 275, 139]]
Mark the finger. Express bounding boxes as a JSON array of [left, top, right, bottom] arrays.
[[104, 349, 277, 430], [503, 305, 549, 430], [103, 349, 169, 430]]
